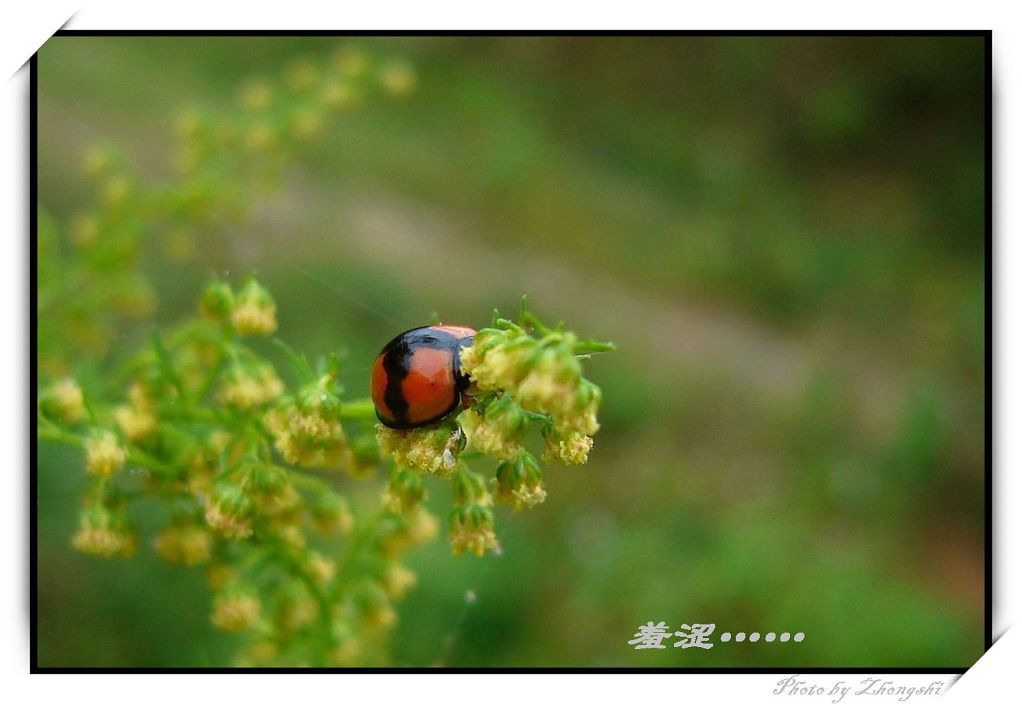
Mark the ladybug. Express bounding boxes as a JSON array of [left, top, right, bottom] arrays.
[[371, 324, 477, 429]]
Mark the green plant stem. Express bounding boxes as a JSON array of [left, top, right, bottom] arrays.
[[38, 417, 176, 477], [573, 340, 617, 354], [339, 398, 376, 420]]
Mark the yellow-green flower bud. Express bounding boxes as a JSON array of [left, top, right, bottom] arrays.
[[40, 377, 85, 425], [347, 433, 381, 477], [276, 582, 318, 633], [542, 429, 594, 465], [84, 430, 126, 478], [231, 279, 278, 336], [379, 562, 418, 601], [267, 384, 350, 469], [218, 363, 284, 410], [354, 581, 397, 632], [377, 424, 463, 477], [378, 60, 416, 97], [199, 279, 235, 322], [460, 395, 528, 460], [514, 346, 582, 420], [235, 641, 278, 667], [113, 403, 158, 443], [459, 328, 539, 393], [72, 505, 136, 558], [329, 623, 361, 665], [304, 551, 337, 587], [382, 469, 426, 513], [204, 482, 253, 540], [211, 587, 261, 632], [154, 523, 213, 566], [272, 521, 306, 550], [243, 461, 289, 500], [494, 454, 547, 510], [452, 467, 492, 507], [311, 491, 354, 537], [448, 505, 500, 557], [553, 378, 601, 436], [376, 508, 439, 558]]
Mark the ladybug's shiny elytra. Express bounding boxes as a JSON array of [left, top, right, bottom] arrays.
[[371, 325, 476, 429]]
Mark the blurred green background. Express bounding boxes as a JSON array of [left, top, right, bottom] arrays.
[[35, 35, 986, 668]]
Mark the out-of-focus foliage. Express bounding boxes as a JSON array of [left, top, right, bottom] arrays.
[[36, 35, 985, 668]]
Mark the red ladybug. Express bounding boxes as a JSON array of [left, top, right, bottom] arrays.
[[371, 324, 476, 429]]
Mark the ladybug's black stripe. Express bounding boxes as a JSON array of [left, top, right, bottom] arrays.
[[379, 327, 465, 429], [381, 346, 411, 427]]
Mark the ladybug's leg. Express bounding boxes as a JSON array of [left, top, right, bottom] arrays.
[[460, 391, 476, 410]]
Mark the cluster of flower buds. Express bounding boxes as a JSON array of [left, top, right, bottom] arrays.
[[154, 521, 214, 566], [211, 586, 262, 633], [494, 453, 548, 510], [381, 468, 427, 514], [449, 505, 500, 557], [44, 267, 610, 668], [38, 40, 616, 666], [34, 44, 501, 667], [39, 378, 85, 425], [217, 362, 285, 411], [72, 504, 137, 559], [231, 280, 279, 337], [114, 381, 160, 443], [274, 581, 319, 635], [460, 316, 605, 447], [448, 466, 501, 556], [204, 480, 256, 540], [375, 424, 465, 477], [309, 490, 354, 538], [44, 290, 613, 666], [265, 374, 351, 469], [376, 508, 440, 559], [373, 301, 612, 558], [84, 430, 127, 478], [201, 278, 279, 337], [457, 394, 528, 460]]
